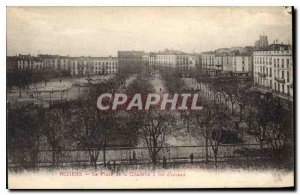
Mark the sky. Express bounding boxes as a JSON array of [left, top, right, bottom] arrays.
[[7, 6, 292, 57]]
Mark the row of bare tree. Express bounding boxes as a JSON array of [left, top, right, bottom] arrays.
[[188, 70, 293, 168], [7, 68, 177, 169]]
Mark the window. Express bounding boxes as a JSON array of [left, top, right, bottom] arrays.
[[287, 71, 290, 82], [274, 59, 276, 67], [281, 71, 284, 79], [287, 59, 290, 69], [281, 59, 284, 68]]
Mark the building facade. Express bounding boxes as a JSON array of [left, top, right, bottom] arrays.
[[188, 54, 201, 69], [70, 57, 93, 76], [17, 54, 44, 70], [200, 50, 253, 77], [149, 52, 157, 66], [142, 53, 150, 66], [222, 55, 234, 72], [231, 55, 253, 76], [214, 55, 223, 71], [201, 52, 215, 70], [154, 49, 192, 71], [91, 57, 118, 75], [118, 50, 145, 74], [253, 46, 293, 99]]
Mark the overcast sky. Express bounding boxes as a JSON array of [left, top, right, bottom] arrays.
[[7, 6, 292, 57]]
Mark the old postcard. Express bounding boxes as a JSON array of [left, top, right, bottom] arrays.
[[6, 6, 294, 189]]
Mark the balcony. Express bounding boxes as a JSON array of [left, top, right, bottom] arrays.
[[253, 85, 293, 102], [275, 77, 285, 84]]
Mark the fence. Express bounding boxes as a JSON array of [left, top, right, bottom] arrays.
[[7, 143, 264, 169]]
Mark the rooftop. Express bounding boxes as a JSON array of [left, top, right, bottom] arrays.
[[157, 49, 187, 55], [253, 43, 292, 52]]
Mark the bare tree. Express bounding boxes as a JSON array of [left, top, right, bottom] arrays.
[[139, 111, 176, 167], [7, 107, 40, 169], [117, 112, 142, 147], [209, 103, 231, 168], [72, 99, 116, 168], [39, 109, 69, 167], [220, 81, 238, 115], [188, 106, 214, 164]]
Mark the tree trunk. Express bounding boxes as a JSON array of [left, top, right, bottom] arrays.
[[93, 155, 97, 169], [103, 131, 107, 167], [205, 136, 209, 164], [214, 151, 218, 169], [19, 87, 22, 98], [52, 149, 56, 167], [90, 156, 94, 166], [103, 147, 106, 167], [152, 152, 157, 167]]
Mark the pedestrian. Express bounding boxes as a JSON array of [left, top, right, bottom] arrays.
[[190, 153, 194, 164]]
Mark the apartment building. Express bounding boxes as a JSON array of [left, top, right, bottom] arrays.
[[214, 55, 223, 71], [188, 54, 201, 69], [149, 52, 156, 66], [142, 53, 150, 65], [69, 57, 93, 76], [253, 44, 293, 99], [201, 52, 215, 70], [17, 54, 44, 70], [91, 57, 118, 75], [222, 55, 234, 72], [231, 55, 253, 76]]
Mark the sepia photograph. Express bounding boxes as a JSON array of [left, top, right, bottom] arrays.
[[6, 6, 294, 189]]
